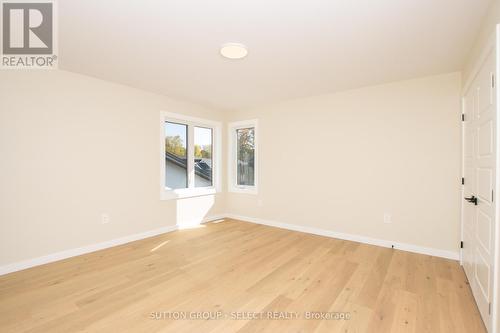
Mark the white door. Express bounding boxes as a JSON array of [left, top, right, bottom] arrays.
[[462, 42, 496, 332]]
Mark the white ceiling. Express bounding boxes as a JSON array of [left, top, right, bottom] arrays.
[[59, 0, 492, 110]]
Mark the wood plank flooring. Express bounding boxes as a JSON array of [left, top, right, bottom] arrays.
[[0, 219, 486, 332]]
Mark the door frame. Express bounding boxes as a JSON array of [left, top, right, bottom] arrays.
[[460, 24, 500, 333], [494, 23, 500, 333], [460, 93, 465, 268]]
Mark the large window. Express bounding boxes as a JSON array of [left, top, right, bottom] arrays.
[[228, 119, 258, 194], [161, 112, 221, 200]]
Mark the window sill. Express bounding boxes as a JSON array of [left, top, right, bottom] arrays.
[[161, 187, 217, 200], [228, 186, 258, 195]]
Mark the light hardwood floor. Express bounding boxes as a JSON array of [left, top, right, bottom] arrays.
[[0, 219, 486, 333]]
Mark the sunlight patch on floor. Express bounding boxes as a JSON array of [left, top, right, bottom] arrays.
[[150, 240, 170, 252]]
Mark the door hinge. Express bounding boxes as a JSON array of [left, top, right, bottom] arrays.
[[462, 114, 465, 122], [492, 190, 494, 202], [492, 74, 495, 89], [489, 302, 491, 315], [461, 177, 465, 185], [460, 241, 464, 249]]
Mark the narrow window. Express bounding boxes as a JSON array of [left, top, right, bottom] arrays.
[[236, 128, 255, 186], [165, 121, 188, 189], [228, 119, 258, 194], [194, 126, 213, 188]]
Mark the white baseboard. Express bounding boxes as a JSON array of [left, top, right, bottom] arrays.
[[0, 213, 458, 276], [225, 213, 459, 261], [0, 214, 224, 276]]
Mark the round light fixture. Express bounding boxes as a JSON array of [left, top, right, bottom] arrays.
[[220, 43, 248, 59]]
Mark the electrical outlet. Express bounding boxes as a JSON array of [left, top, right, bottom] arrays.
[[384, 213, 392, 224], [101, 214, 110, 224]]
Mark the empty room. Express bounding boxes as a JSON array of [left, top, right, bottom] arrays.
[[1, 0, 500, 332]]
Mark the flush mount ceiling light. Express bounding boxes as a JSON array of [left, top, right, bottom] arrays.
[[220, 43, 248, 59]]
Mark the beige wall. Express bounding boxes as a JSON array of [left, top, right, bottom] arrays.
[[0, 64, 469, 265], [0, 70, 225, 266], [0, 71, 464, 265], [463, 0, 500, 85], [225, 72, 462, 254]]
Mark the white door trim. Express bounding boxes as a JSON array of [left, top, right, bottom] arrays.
[[492, 23, 500, 333], [461, 96, 466, 266], [461, 24, 499, 333]]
